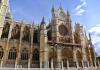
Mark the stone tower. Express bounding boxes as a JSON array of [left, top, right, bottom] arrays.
[[0, 0, 10, 38], [51, 6, 73, 43], [40, 17, 49, 68]]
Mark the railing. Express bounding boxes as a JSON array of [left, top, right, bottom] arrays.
[[0, 67, 99, 70], [0, 60, 99, 70]]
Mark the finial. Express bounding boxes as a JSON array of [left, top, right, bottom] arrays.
[[84, 30, 87, 36], [67, 10, 70, 16], [59, 2, 63, 11], [59, 0, 63, 9], [32, 20, 34, 25], [41, 16, 45, 25], [31, 20, 34, 27], [52, 3, 55, 12], [89, 33, 91, 40]]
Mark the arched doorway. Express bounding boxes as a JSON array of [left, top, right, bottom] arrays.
[[62, 48, 73, 67], [32, 49, 39, 68]]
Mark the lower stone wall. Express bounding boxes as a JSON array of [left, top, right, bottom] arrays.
[[0, 67, 99, 70]]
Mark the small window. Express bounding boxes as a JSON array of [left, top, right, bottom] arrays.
[[32, 49, 39, 61], [21, 48, 28, 60], [8, 47, 16, 60]]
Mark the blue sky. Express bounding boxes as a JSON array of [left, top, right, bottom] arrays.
[[10, 0, 100, 55]]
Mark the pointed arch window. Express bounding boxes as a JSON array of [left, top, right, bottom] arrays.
[[8, 47, 17, 60], [33, 30, 38, 43], [1, 22, 10, 38], [11, 24, 21, 39], [0, 47, 3, 59], [22, 25, 30, 41], [32, 49, 39, 61], [21, 48, 28, 60]]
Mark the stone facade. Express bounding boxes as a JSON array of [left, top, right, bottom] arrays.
[[0, 0, 99, 69]]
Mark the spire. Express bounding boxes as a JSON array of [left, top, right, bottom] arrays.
[[59, 2, 63, 10], [41, 17, 45, 25], [67, 10, 70, 17], [31, 20, 34, 27], [58, 2, 63, 12], [58, 0, 63, 10], [66, 10, 71, 22], [52, 4, 55, 12], [89, 33, 92, 41], [32, 20, 34, 25], [84, 30, 87, 37]]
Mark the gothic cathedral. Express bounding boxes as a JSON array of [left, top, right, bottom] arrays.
[[0, 0, 98, 69]]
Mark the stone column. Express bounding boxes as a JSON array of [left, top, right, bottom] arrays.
[[93, 48, 97, 67], [51, 59, 54, 70], [82, 47, 88, 67], [73, 49, 80, 69], [61, 61, 64, 70], [73, 49, 79, 68], [94, 61, 97, 67], [28, 55, 31, 68], [28, 58, 31, 69], [15, 58, 18, 68], [0, 0, 9, 38], [16, 24, 24, 67], [44, 47, 49, 68], [82, 60, 84, 68], [87, 61, 89, 67], [67, 59, 69, 70], [98, 61, 100, 67], [40, 23, 49, 68], [40, 46, 49, 68], [57, 47, 62, 68], [2, 22, 13, 65], [73, 49, 77, 61], [76, 60, 79, 69], [28, 24, 34, 68], [88, 47, 93, 67], [0, 58, 3, 68], [40, 61, 42, 69]]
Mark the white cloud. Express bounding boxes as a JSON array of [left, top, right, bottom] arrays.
[[75, 1, 87, 10], [74, 0, 87, 16], [88, 24, 100, 56], [80, 0, 87, 2], [75, 9, 86, 16]]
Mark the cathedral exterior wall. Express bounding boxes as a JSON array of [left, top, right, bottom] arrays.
[[0, 0, 98, 69]]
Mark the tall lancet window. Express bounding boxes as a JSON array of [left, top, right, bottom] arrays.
[[32, 49, 39, 61], [0, 46, 3, 59], [11, 24, 21, 39], [33, 30, 38, 43], [22, 25, 30, 41], [8, 47, 17, 60], [1, 22, 10, 38], [21, 48, 28, 60]]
